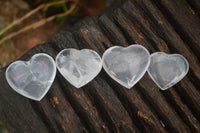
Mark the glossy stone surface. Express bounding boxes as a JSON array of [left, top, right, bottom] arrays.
[[56, 49, 102, 88], [5, 53, 56, 101], [147, 52, 189, 90], [102, 44, 150, 88]]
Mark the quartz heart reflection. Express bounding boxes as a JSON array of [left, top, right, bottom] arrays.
[[102, 44, 150, 88], [56, 49, 102, 88], [147, 52, 189, 90], [6, 53, 56, 101]]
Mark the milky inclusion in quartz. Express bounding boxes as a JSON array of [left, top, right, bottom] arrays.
[[56, 48, 102, 88], [102, 44, 150, 89], [6, 53, 56, 101]]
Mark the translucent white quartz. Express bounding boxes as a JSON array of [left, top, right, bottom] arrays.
[[147, 52, 189, 90], [102, 44, 150, 89], [56, 49, 102, 88], [5, 53, 56, 101]]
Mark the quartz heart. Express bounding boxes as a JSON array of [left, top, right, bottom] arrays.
[[147, 52, 189, 90], [56, 48, 102, 88], [5, 53, 56, 101], [102, 44, 150, 88]]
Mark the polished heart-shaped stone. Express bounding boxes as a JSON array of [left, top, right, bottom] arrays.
[[56, 48, 102, 88], [102, 44, 150, 88], [147, 52, 189, 90], [5, 53, 56, 101]]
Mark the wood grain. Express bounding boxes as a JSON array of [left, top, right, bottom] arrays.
[[0, 0, 200, 132]]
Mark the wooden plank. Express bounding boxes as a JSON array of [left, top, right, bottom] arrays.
[[121, 1, 200, 132], [112, 8, 191, 132], [0, 0, 200, 132]]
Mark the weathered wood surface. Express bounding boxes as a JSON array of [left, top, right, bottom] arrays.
[[0, 0, 200, 132]]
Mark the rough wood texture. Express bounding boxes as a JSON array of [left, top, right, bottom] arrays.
[[0, 0, 200, 132]]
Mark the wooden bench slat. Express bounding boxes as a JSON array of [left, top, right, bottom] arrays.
[[0, 0, 200, 132]]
